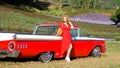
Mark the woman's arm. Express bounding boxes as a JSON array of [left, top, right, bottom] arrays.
[[56, 28, 62, 36], [69, 21, 74, 28], [68, 18, 74, 28]]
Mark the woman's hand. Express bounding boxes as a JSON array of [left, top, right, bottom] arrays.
[[68, 18, 74, 28]]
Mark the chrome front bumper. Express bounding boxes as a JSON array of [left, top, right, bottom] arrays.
[[0, 50, 20, 58]]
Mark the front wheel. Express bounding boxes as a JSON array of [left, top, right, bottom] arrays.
[[91, 46, 101, 57], [38, 52, 53, 62]]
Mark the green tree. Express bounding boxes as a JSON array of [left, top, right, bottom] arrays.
[[110, 8, 120, 25]]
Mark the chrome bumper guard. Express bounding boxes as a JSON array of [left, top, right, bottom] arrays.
[[0, 50, 20, 58]]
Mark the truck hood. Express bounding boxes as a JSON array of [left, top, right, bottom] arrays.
[[0, 33, 15, 41]]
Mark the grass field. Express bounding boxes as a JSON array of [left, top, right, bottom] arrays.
[[0, 6, 120, 38], [0, 8, 46, 32], [0, 41, 120, 68], [63, 6, 115, 16]]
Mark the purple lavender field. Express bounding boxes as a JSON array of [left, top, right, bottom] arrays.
[[70, 13, 115, 25]]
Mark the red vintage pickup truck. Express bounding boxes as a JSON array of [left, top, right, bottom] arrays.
[[0, 23, 106, 62]]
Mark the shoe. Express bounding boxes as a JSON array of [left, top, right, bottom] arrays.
[[65, 57, 71, 62]]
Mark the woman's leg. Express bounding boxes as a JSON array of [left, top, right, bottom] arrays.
[[65, 43, 73, 62], [66, 43, 73, 57]]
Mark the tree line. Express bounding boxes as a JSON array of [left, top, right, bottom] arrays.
[[54, 0, 120, 9], [0, 0, 51, 10], [1, 0, 120, 9]]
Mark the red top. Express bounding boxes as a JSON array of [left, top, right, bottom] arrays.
[[59, 22, 72, 56]]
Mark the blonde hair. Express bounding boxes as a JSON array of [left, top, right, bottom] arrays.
[[62, 15, 70, 23]]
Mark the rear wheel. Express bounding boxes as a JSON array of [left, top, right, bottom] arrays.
[[91, 46, 101, 57], [38, 52, 53, 62]]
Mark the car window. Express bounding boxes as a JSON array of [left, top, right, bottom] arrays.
[[36, 26, 79, 36], [36, 26, 58, 35], [70, 28, 78, 37]]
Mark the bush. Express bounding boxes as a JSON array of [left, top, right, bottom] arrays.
[[33, 1, 50, 10], [47, 8, 65, 16], [34, 8, 65, 16], [110, 8, 120, 25], [19, 5, 34, 11], [115, 38, 120, 41]]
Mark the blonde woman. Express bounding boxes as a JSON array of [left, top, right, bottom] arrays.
[[57, 15, 74, 62]]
